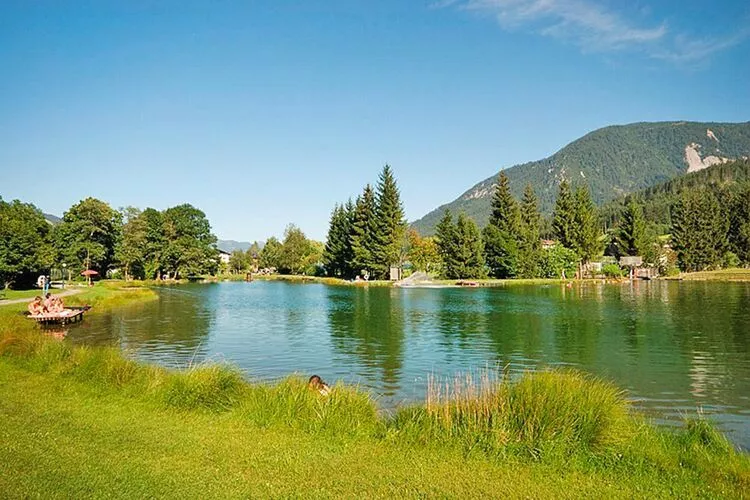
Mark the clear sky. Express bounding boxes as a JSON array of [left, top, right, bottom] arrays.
[[1, 1, 748, 242]]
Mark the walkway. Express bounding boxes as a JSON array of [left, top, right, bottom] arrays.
[[0, 289, 83, 307]]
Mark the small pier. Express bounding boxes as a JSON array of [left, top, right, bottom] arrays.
[[27, 306, 90, 326]]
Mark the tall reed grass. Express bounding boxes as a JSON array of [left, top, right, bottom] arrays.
[[389, 369, 631, 458]]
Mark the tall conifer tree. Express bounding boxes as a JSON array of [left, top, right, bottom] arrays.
[[573, 185, 600, 263], [614, 201, 648, 257], [435, 210, 458, 279], [350, 185, 378, 277], [483, 172, 520, 278], [323, 204, 350, 277], [517, 183, 542, 278], [455, 213, 486, 279], [552, 179, 576, 250], [372, 165, 407, 279], [671, 189, 728, 272]]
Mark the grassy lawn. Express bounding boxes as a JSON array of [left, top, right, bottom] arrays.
[[674, 268, 750, 281], [1, 359, 748, 499], [0, 287, 73, 301]]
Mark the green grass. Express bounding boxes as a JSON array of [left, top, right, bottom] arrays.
[[672, 268, 750, 281], [0, 288, 71, 301], [1, 313, 749, 497]]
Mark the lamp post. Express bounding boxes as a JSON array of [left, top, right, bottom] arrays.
[[62, 263, 67, 289]]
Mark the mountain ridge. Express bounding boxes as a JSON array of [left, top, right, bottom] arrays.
[[412, 121, 750, 235]]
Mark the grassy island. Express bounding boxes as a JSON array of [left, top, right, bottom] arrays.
[[1, 287, 748, 498]]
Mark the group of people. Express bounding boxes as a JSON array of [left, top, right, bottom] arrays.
[[27, 293, 70, 317]]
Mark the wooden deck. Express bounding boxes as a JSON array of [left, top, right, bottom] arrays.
[[27, 307, 89, 325]]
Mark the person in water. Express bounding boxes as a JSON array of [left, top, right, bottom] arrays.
[[27, 296, 46, 316], [308, 375, 331, 396]]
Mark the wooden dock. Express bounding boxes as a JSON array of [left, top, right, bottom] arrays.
[[27, 306, 89, 326]]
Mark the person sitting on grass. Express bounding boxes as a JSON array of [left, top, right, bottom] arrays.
[[27, 296, 46, 316], [308, 375, 331, 396]]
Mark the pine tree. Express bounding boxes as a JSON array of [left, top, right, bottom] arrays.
[[323, 204, 350, 277], [482, 224, 517, 278], [483, 172, 520, 278], [573, 185, 601, 263], [455, 213, 486, 279], [435, 210, 458, 279], [552, 179, 576, 250], [488, 172, 520, 234], [517, 184, 542, 278], [727, 184, 750, 265], [671, 189, 728, 272], [350, 185, 378, 278], [615, 201, 648, 257], [372, 165, 407, 279]]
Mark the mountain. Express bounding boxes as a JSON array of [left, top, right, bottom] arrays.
[[217, 240, 264, 253], [44, 213, 61, 225], [412, 121, 750, 235]]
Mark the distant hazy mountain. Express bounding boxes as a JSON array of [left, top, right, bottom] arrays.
[[44, 213, 61, 225], [217, 240, 264, 253], [412, 121, 750, 235]]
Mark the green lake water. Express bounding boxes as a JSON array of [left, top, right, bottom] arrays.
[[67, 280, 750, 449]]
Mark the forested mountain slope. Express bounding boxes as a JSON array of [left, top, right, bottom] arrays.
[[600, 158, 750, 234], [412, 121, 750, 235]]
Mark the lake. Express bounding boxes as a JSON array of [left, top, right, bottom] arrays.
[[67, 280, 750, 449]]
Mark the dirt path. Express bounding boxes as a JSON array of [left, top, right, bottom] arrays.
[[0, 289, 83, 307]]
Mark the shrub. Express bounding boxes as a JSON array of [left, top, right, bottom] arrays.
[[602, 264, 624, 278]]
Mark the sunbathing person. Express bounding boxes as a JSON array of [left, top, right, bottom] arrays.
[[308, 375, 331, 396], [27, 296, 46, 316], [43, 293, 54, 312]]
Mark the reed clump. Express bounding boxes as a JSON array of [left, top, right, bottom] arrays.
[[240, 376, 379, 437], [389, 369, 631, 458]]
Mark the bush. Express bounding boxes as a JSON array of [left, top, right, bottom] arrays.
[[602, 264, 624, 278]]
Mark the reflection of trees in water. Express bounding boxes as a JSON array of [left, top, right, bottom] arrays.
[[68, 286, 214, 366], [328, 287, 405, 395]]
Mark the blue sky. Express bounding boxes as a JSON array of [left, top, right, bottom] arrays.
[[1, 1, 748, 242]]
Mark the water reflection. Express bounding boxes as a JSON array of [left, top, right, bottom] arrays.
[[328, 287, 405, 396], [68, 285, 214, 367]]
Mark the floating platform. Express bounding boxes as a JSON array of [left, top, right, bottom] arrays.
[[27, 306, 90, 325]]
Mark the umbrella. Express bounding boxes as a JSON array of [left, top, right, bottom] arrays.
[[81, 270, 99, 276]]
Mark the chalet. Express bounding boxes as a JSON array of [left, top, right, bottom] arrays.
[[218, 249, 231, 265]]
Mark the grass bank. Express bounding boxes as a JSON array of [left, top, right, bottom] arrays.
[[1, 316, 748, 497], [668, 268, 750, 282]]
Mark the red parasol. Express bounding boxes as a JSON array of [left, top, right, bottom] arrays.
[[81, 270, 99, 276]]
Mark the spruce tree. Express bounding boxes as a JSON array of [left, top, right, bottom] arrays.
[[455, 213, 486, 279], [671, 189, 728, 272], [573, 185, 601, 263], [727, 184, 750, 265], [323, 204, 350, 277], [350, 185, 378, 278], [372, 165, 407, 279], [435, 210, 458, 279], [552, 179, 576, 250], [482, 224, 517, 278], [517, 184, 542, 278], [488, 172, 520, 234], [615, 201, 648, 257], [483, 172, 520, 278]]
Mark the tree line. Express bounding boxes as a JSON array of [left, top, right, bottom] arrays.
[[433, 173, 597, 279], [0, 196, 219, 288], [323, 165, 407, 280]]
